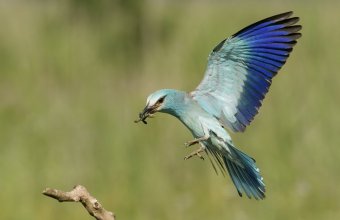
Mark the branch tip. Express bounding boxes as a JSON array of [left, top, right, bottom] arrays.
[[42, 185, 115, 220]]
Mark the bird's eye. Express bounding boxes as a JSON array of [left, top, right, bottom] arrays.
[[157, 96, 165, 104]]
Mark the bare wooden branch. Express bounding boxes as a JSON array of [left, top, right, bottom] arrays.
[[42, 185, 115, 220]]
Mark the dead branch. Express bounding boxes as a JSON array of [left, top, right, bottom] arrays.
[[42, 185, 115, 220]]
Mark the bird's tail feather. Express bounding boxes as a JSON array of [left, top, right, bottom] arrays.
[[205, 141, 266, 199], [223, 144, 266, 199]]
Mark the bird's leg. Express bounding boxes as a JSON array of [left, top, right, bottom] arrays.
[[184, 135, 209, 147], [184, 146, 205, 160]]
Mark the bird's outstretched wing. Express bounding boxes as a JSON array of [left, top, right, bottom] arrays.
[[191, 12, 301, 132]]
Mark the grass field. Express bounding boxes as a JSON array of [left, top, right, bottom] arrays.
[[1, 1, 340, 219]]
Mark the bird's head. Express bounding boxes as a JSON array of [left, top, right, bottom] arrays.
[[134, 89, 183, 124]]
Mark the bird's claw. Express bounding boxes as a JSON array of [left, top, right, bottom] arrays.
[[184, 148, 205, 160], [184, 136, 209, 147]]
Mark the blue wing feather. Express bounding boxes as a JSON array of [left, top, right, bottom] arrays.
[[249, 53, 288, 62], [247, 56, 283, 70], [246, 61, 276, 78], [242, 42, 297, 50], [246, 47, 291, 56], [192, 11, 301, 132], [245, 28, 301, 40]]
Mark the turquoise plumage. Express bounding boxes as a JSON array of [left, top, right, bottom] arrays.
[[135, 12, 301, 199]]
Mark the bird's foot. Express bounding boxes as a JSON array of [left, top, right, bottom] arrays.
[[184, 147, 205, 160], [184, 135, 209, 147]]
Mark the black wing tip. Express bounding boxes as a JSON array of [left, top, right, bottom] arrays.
[[269, 11, 294, 20], [213, 12, 301, 53], [281, 25, 302, 33], [255, 11, 294, 24], [287, 33, 302, 40], [213, 39, 227, 52], [276, 17, 300, 27], [233, 11, 300, 38]]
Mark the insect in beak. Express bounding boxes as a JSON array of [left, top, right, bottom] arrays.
[[134, 105, 156, 124]]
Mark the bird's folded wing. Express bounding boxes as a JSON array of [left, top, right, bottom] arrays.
[[191, 11, 301, 132]]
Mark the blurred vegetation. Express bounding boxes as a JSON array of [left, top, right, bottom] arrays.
[[0, 0, 340, 219]]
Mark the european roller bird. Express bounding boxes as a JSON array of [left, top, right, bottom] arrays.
[[135, 12, 301, 199]]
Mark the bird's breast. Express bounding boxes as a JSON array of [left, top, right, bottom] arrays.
[[178, 113, 206, 138]]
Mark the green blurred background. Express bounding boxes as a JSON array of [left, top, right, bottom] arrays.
[[1, 0, 339, 219]]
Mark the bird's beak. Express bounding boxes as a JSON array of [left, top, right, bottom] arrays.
[[134, 105, 156, 124]]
